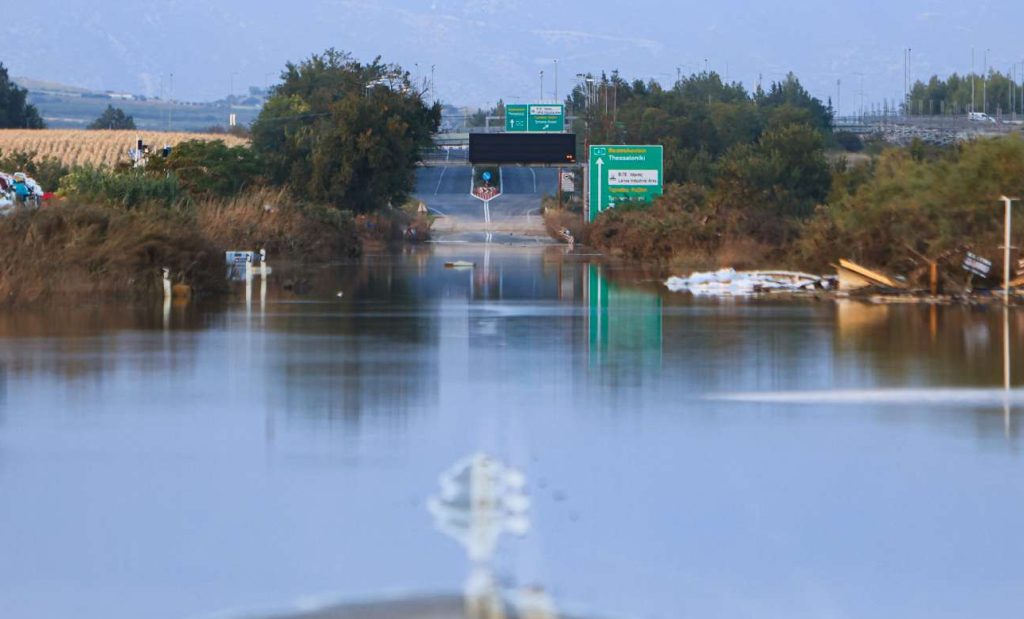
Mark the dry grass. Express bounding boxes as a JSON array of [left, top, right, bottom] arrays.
[[0, 200, 225, 304], [196, 188, 360, 262], [0, 130, 248, 168]]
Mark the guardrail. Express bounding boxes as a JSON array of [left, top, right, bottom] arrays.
[[419, 147, 469, 166]]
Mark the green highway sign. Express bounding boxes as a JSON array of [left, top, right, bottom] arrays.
[[505, 104, 528, 132], [505, 103, 565, 132], [527, 104, 564, 132], [587, 145, 664, 221]]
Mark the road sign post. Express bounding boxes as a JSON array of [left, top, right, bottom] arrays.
[[587, 145, 664, 222]]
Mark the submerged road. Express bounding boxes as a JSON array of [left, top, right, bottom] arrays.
[[413, 167, 559, 228]]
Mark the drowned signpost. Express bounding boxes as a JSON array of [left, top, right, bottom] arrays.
[[963, 252, 992, 278], [587, 145, 663, 222]]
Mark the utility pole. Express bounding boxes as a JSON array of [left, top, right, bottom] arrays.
[[539, 70, 544, 101], [972, 47, 976, 113], [836, 79, 841, 117]]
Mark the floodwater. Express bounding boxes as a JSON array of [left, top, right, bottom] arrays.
[[1, 244, 1022, 619]]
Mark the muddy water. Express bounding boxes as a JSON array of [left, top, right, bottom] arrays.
[[0, 244, 1022, 619]]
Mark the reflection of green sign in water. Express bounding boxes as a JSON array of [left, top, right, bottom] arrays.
[[587, 145, 664, 222], [505, 104, 565, 132], [587, 265, 662, 368]]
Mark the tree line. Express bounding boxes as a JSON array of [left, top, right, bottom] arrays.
[[908, 71, 1024, 116]]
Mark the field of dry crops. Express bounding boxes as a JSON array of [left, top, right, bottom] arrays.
[[0, 130, 249, 168]]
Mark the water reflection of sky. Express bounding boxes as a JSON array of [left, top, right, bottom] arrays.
[[0, 246, 1022, 619]]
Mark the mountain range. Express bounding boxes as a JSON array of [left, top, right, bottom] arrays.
[[5, 0, 1024, 111]]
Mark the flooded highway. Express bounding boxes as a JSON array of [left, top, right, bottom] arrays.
[[1, 244, 1022, 619]]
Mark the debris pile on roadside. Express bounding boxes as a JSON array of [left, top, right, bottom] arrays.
[[665, 253, 1024, 304], [0, 171, 46, 212], [665, 269, 832, 296]]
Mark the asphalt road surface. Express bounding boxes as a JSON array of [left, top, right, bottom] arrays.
[[414, 167, 558, 226]]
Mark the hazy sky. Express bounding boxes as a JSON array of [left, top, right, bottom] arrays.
[[5, 0, 1024, 111]]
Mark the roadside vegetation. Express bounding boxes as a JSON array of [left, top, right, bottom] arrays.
[[566, 70, 1024, 287], [0, 49, 439, 304]]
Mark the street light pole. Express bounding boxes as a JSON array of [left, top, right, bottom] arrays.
[[984, 48, 990, 114], [539, 70, 544, 101], [971, 47, 976, 113], [554, 59, 558, 102]]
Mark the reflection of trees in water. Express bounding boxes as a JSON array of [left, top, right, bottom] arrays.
[[0, 303, 207, 381], [274, 338, 439, 427], [268, 259, 441, 427], [834, 301, 1024, 441], [658, 299, 835, 393], [833, 302, 1024, 387]]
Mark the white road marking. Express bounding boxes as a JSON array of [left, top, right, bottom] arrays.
[[433, 167, 448, 195]]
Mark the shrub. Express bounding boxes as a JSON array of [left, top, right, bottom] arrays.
[[835, 131, 864, 152], [146, 139, 263, 198], [794, 136, 1024, 277], [59, 165, 184, 209]]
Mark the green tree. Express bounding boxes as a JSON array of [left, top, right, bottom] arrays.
[[88, 105, 136, 130], [251, 49, 440, 212], [715, 122, 831, 243], [755, 73, 833, 133], [0, 63, 44, 129]]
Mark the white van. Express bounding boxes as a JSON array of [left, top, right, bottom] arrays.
[[968, 112, 997, 123]]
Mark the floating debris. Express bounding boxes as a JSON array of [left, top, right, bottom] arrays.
[[834, 258, 906, 292], [666, 269, 829, 296], [445, 261, 475, 269]]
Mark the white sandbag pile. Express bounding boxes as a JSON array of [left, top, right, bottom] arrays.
[[665, 269, 830, 296]]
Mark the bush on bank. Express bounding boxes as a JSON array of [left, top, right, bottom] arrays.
[[795, 136, 1024, 275], [586, 135, 1024, 282]]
